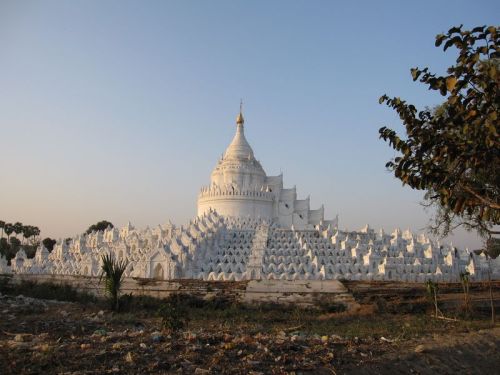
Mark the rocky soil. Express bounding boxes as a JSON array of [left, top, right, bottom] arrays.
[[0, 293, 498, 374]]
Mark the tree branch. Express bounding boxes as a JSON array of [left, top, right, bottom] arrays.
[[462, 185, 500, 210]]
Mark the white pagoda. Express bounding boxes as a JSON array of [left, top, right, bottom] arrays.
[[3, 108, 498, 283], [198, 108, 333, 229]]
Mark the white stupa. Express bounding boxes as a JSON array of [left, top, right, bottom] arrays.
[[3, 107, 498, 282], [198, 107, 334, 229]]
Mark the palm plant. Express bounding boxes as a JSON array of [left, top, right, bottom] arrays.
[[4, 223, 14, 241], [31, 226, 40, 246], [13, 222, 23, 239], [21, 225, 31, 245], [100, 254, 128, 311]]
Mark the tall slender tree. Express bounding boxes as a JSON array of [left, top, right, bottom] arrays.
[[13, 222, 24, 239], [4, 223, 14, 241], [31, 226, 40, 246], [21, 225, 30, 245]]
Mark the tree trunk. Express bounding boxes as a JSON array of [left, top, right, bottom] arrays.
[[434, 291, 438, 318], [114, 291, 120, 312], [488, 257, 495, 325]]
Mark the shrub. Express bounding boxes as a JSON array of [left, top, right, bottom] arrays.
[[100, 254, 128, 311], [157, 302, 188, 332]]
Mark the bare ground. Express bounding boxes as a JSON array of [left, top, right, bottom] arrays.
[[0, 292, 498, 375]]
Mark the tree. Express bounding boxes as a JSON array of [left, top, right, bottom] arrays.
[[379, 25, 499, 254], [473, 246, 497, 324], [30, 226, 40, 246], [13, 222, 24, 239], [459, 271, 472, 318], [20, 225, 40, 257], [0, 221, 5, 239], [42, 237, 57, 252], [22, 225, 31, 245], [9, 237, 21, 255], [4, 223, 14, 241], [86, 220, 114, 235], [0, 238, 9, 259], [425, 280, 442, 318]]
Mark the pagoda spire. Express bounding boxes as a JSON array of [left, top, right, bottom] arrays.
[[236, 99, 244, 125]]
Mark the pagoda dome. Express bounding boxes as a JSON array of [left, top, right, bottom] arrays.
[[210, 110, 266, 189]]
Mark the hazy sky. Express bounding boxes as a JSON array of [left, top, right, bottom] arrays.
[[0, 1, 498, 248]]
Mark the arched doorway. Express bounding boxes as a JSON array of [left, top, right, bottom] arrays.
[[154, 263, 164, 280]]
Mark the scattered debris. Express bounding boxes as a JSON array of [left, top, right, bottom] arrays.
[[124, 351, 134, 363], [380, 336, 395, 343], [14, 334, 24, 342], [0, 293, 499, 374], [414, 344, 426, 353], [150, 331, 163, 343]]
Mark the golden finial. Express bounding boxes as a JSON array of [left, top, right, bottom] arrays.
[[236, 99, 244, 125]]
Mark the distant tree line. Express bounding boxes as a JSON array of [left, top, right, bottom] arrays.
[[0, 220, 113, 265], [0, 221, 42, 261], [86, 220, 114, 235]]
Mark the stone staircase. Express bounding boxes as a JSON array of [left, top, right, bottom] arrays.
[[245, 224, 270, 279]]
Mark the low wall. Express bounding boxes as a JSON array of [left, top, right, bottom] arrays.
[[3, 274, 359, 309], [344, 279, 500, 313], [4, 274, 499, 313]]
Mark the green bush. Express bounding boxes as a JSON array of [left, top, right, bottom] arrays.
[[157, 302, 188, 331]]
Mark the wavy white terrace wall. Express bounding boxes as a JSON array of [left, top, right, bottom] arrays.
[[3, 112, 499, 283], [2, 212, 499, 283]]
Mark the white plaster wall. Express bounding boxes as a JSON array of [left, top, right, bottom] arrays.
[[211, 166, 266, 190], [198, 197, 273, 220]]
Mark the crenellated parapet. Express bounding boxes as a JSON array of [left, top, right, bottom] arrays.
[[199, 186, 275, 200]]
